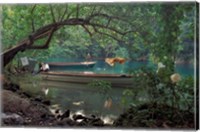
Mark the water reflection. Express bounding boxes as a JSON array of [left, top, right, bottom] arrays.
[[46, 60, 194, 77], [104, 98, 113, 109], [17, 60, 194, 125], [41, 87, 49, 96], [72, 101, 84, 106], [42, 83, 126, 117]]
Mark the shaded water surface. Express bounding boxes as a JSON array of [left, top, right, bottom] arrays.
[[18, 75, 140, 122], [18, 59, 194, 122], [46, 59, 194, 77]]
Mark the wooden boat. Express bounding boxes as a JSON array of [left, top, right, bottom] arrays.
[[48, 61, 96, 70], [40, 71, 134, 88]]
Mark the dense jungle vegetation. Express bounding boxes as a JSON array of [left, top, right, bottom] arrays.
[[1, 3, 196, 66], [1, 2, 198, 128]]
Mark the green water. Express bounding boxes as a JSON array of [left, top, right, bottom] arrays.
[[18, 75, 143, 122], [17, 59, 194, 122], [46, 58, 194, 77]]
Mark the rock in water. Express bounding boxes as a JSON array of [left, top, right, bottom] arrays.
[[2, 113, 24, 125], [73, 114, 85, 121], [55, 109, 60, 114], [56, 118, 76, 126], [22, 92, 31, 98], [42, 100, 51, 105], [90, 118, 104, 126], [34, 96, 43, 102], [91, 114, 96, 119], [60, 110, 70, 120]]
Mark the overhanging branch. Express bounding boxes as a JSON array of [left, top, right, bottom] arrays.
[[28, 27, 56, 49], [2, 11, 134, 67], [88, 22, 135, 36], [92, 26, 124, 43], [86, 13, 127, 23], [82, 25, 93, 37]]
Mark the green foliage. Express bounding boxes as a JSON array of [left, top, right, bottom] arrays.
[[148, 3, 195, 72], [121, 89, 135, 108], [175, 76, 194, 112], [88, 80, 112, 99], [2, 4, 195, 108], [1, 4, 195, 124], [114, 47, 129, 58], [2, 3, 195, 66], [124, 67, 194, 112]]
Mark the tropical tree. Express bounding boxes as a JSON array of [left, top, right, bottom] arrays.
[[1, 3, 195, 69], [2, 3, 143, 66], [148, 3, 195, 75]]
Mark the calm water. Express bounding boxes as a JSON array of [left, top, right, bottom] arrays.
[[19, 76, 134, 122], [19, 59, 194, 123], [46, 58, 194, 77]]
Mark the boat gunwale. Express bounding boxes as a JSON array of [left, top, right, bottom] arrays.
[[48, 61, 96, 66], [41, 71, 133, 78]]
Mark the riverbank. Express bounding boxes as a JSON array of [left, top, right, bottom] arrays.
[[1, 81, 112, 127], [2, 85, 109, 127], [1, 74, 195, 129]]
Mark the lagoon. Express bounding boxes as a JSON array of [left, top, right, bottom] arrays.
[[18, 58, 194, 123], [46, 58, 194, 77]]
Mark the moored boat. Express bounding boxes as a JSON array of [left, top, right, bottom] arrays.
[[40, 71, 134, 88], [47, 61, 96, 70]]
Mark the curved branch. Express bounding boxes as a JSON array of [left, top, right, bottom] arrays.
[[60, 5, 68, 21], [30, 4, 36, 32], [50, 5, 56, 23], [27, 18, 87, 42], [92, 26, 124, 43], [81, 25, 93, 37], [28, 27, 56, 49], [86, 13, 127, 23], [106, 17, 111, 27], [88, 22, 134, 36], [2, 12, 134, 67]]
